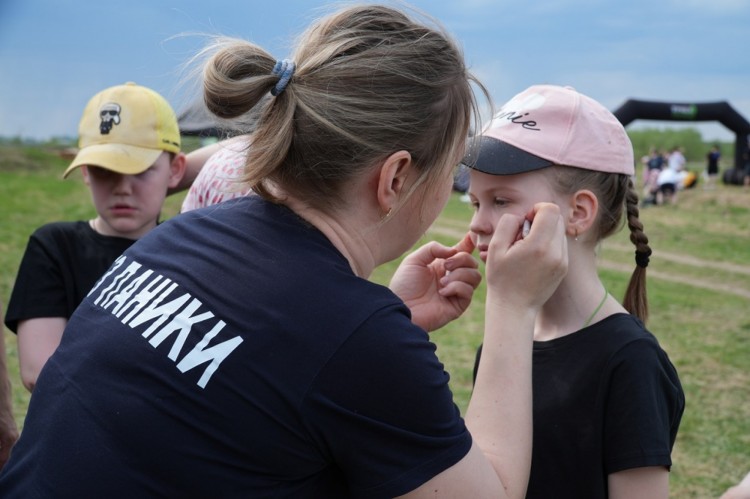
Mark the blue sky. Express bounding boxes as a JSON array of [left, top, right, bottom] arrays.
[[1, 0, 748, 142]]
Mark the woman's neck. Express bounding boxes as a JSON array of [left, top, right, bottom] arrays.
[[281, 196, 381, 279]]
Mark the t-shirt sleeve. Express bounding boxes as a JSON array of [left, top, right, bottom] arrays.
[[4, 230, 69, 332], [302, 305, 472, 498], [602, 338, 685, 474]]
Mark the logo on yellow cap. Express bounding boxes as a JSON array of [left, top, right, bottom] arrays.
[[99, 103, 121, 134]]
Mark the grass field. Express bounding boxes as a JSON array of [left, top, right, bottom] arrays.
[[2, 144, 749, 497]]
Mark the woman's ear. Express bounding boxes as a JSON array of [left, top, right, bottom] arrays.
[[375, 150, 412, 215], [566, 189, 598, 238]]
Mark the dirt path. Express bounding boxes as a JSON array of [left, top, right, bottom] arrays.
[[427, 223, 750, 300], [603, 242, 750, 276]]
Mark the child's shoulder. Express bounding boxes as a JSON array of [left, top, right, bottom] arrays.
[[592, 314, 677, 368], [30, 220, 90, 239], [28, 220, 135, 259], [594, 313, 655, 340], [582, 313, 664, 356]]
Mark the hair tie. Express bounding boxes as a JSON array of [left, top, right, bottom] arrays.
[[271, 59, 296, 96], [635, 248, 652, 268]]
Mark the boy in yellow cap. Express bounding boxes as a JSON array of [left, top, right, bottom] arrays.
[[4, 82, 186, 392]]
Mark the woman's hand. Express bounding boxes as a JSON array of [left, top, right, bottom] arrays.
[[390, 233, 481, 332], [484, 203, 568, 312]]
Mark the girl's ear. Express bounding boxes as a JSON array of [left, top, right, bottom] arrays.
[[375, 150, 412, 216], [566, 189, 598, 239]]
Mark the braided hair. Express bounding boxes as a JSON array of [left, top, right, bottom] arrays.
[[546, 167, 652, 323]]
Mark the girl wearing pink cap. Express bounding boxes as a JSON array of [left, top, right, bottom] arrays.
[[468, 84, 684, 499]]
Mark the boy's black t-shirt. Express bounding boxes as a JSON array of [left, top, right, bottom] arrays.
[[4, 221, 135, 332]]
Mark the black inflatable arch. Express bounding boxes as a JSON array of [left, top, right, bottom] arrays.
[[613, 99, 750, 170]]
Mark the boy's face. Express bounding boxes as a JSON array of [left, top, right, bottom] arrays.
[[467, 168, 566, 263], [82, 151, 186, 239]]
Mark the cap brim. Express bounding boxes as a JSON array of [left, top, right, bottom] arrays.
[[462, 136, 553, 176], [63, 143, 163, 178]]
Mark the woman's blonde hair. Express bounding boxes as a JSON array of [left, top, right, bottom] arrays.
[[200, 4, 487, 213], [545, 167, 652, 324]]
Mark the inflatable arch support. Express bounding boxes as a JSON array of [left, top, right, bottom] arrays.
[[613, 99, 750, 171]]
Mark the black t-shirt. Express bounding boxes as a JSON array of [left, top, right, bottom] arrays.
[[4, 221, 135, 332], [475, 314, 684, 499], [0, 197, 471, 498], [707, 150, 721, 174], [647, 155, 664, 170]]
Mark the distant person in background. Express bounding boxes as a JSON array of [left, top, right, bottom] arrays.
[[4, 82, 187, 392], [181, 135, 252, 212], [642, 147, 665, 204], [705, 144, 721, 189], [657, 146, 695, 205], [0, 305, 19, 470], [656, 165, 680, 205], [668, 146, 686, 173]]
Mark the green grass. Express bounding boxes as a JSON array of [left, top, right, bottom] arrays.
[[2, 149, 749, 497]]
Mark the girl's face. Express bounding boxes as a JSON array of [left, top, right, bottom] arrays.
[[468, 168, 567, 262]]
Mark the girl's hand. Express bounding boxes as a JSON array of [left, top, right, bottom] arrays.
[[390, 233, 481, 332]]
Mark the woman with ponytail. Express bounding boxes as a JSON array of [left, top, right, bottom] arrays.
[[0, 6, 569, 498]]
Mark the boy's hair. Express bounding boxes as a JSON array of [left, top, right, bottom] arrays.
[[63, 82, 181, 178], [199, 4, 487, 213]]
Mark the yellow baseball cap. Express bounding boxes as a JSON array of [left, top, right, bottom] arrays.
[[63, 82, 181, 178]]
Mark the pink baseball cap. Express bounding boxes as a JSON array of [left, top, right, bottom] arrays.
[[465, 84, 634, 176]]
